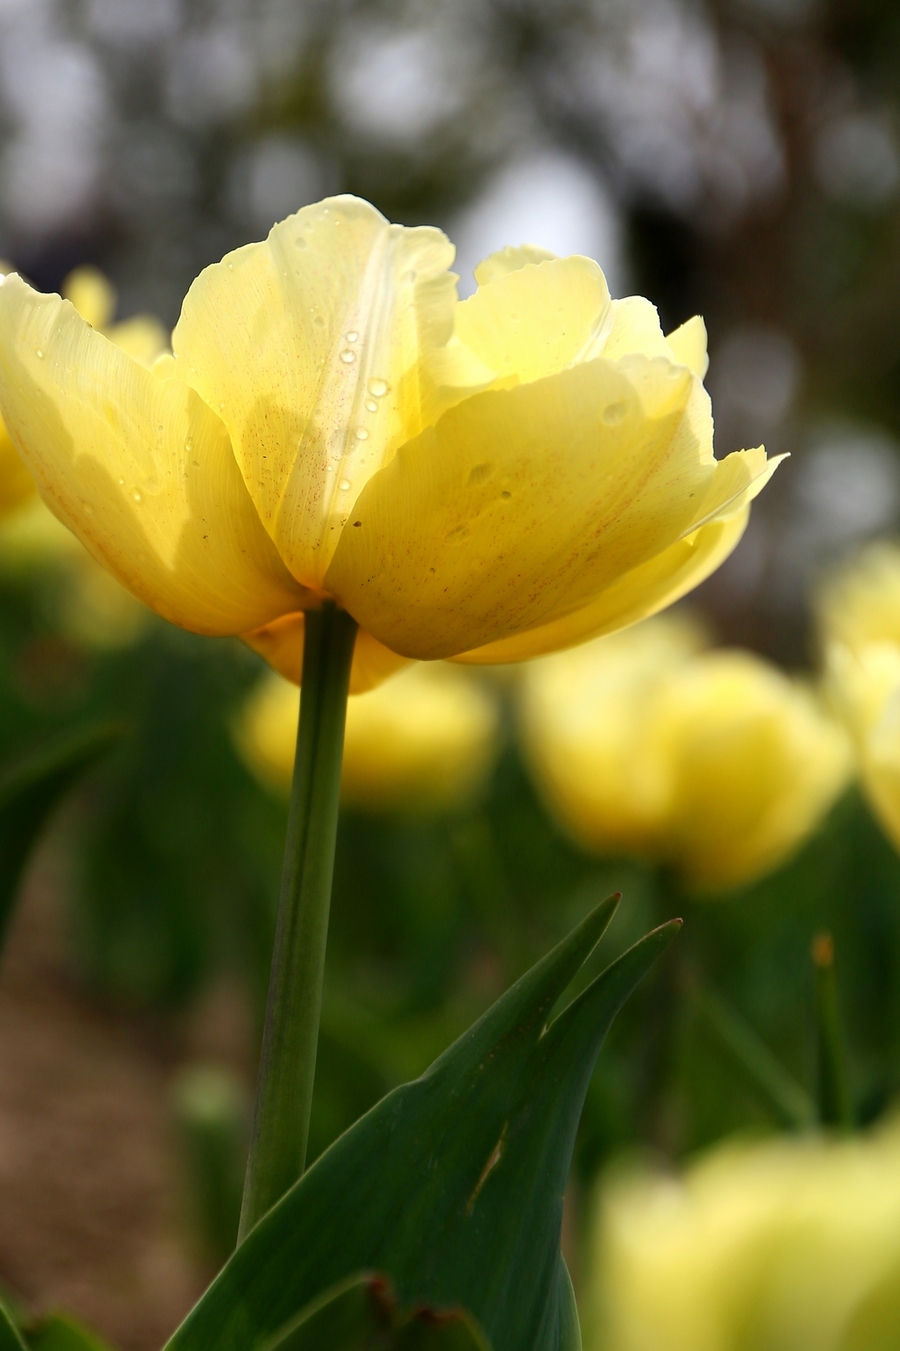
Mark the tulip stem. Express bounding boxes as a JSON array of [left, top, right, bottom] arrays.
[[239, 601, 358, 1241]]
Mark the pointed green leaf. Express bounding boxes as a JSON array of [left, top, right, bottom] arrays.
[[264, 1272, 490, 1350], [25, 1313, 114, 1351], [0, 723, 124, 953], [166, 898, 679, 1351]]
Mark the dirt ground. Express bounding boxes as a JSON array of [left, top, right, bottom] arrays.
[[0, 844, 253, 1351]]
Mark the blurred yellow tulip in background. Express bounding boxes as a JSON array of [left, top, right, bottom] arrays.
[[521, 615, 850, 891], [586, 1118, 900, 1351], [237, 662, 500, 814]]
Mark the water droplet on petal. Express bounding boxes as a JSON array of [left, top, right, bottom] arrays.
[[602, 401, 626, 425], [132, 490, 142, 503], [219, 401, 226, 411], [339, 478, 351, 491], [295, 236, 307, 248], [367, 378, 390, 397], [345, 331, 359, 343], [365, 399, 378, 413], [354, 426, 369, 441], [117, 477, 125, 486], [34, 347, 43, 359], [340, 350, 356, 364]]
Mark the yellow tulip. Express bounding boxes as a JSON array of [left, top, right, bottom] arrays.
[[585, 1118, 900, 1351], [819, 539, 900, 654], [237, 662, 499, 813], [818, 542, 900, 852], [0, 196, 780, 690], [0, 265, 167, 645], [521, 616, 850, 891]]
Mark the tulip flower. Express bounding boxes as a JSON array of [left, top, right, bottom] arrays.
[[0, 195, 779, 688], [585, 1119, 900, 1351], [0, 195, 782, 1234], [818, 542, 900, 852], [0, 266, 166, 646], [819, 539, 900, 654], [520, 616, 850, 891], [238, 663, 499, 814]]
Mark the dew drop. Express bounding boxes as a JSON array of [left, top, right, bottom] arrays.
[[34, 347, 43, 359], [314, 316, 325, 328], [219, 401, 226, 411], [365, 399, 378, 413], [84, 503, 95, 515], [295, 236, 307, 248], [602, 401, 626, 425], [117, 476, 126, 486], [132, 490, 142, 503], [354, 426, 369, 441], [501, 490, 512, 499], [339, 478, 351, 491], [345, 331, 359, 343], [468, 462, 493, 486], [367, 378, 390, 397], [227, 262, 234, 271], [340, 349, 356, 364]]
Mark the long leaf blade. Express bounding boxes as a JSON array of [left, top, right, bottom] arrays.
[[166, 902, 679, 1351], [0, 723, 124, 952]]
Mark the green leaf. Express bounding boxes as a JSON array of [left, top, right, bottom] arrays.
[[0, 1301, 27, 1351], [0, 723, 124, 952], [166, 897, 679, 1351], [25, 1313, 114, 1351], [263, 1272, 490, 1350]]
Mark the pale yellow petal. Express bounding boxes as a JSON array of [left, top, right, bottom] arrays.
[[242, 611, 411, 694], [63, 265, 116, 330], [327, 354, 762, 660], [453, 256, 612, 385], [0, 274, 307, 635], [455, 508, 748, 664], [472, 244, 558, 286], [590, 296, 673, 363], [666, 315, 709, 379], [172, 194, 468, 590]]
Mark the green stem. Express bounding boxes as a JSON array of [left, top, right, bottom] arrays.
[[812, 932, 853, 1131], [239, 602, 357, 1240]]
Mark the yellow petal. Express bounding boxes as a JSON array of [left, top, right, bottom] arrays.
[[590, 296, 673, 363], [473, 244, 558, 286], [0, 274, 307, 635], [455, 507, 748, 664], [666, 315, 709, 379], [327, 354, 763, 660], [242, 612, 411, 694], [172, 194, 469, 590], [453, 256, 612, 385], [63, 265, 116, 330]]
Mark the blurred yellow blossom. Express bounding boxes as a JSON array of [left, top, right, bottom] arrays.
[[819, 542, 900, 852], [237, 663, 500, 813], [0, 195, 779, 691], [586, 1118, 900, 1351], [819, 539, 900, 653], [520, 616, 850, 891]]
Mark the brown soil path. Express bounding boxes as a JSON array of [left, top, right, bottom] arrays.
[[0, 847, 250, 1351]]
